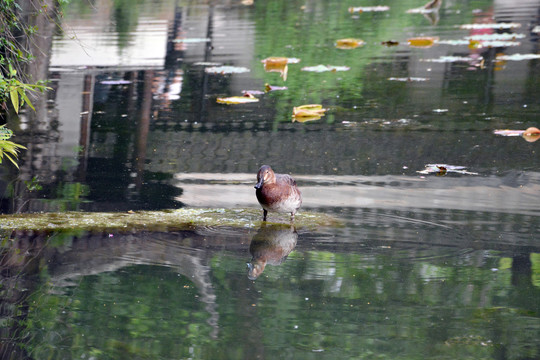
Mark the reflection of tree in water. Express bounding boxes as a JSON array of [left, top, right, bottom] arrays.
[[0, 230, 225, 358], [247, 224, 297, 280], [112, 0, 140, 50]]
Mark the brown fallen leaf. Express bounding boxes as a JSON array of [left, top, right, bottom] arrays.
[[381, 40, 399, 47]]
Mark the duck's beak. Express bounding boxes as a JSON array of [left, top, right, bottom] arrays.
[[254, 177, 263, 189]]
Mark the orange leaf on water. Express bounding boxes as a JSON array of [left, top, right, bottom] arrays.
[[335, 38, 365, 49], [407, 37, 438, 48]]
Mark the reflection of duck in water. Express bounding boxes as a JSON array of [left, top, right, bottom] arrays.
[[254, 165, 302, 222], [423, 0, 442, 11], [406, 0, 442, 25], [247, 224, 298, 280]]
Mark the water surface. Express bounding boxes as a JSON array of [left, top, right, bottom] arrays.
[[0, 0, 539, 358]]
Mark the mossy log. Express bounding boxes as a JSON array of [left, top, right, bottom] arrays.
[[0, 208, 342, 233]]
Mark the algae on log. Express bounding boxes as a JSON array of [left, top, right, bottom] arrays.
[[0, 208, 342, 232]]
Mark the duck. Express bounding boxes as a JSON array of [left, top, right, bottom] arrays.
[[254, 165, 302, 222]]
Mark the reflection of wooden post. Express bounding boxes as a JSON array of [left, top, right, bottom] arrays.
[[135, 70, 153, 189], [77, 73, 94, 181]]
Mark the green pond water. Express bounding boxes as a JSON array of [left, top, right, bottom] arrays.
[[0, 0, 539, 358]]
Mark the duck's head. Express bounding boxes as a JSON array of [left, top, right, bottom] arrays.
[[254, 165, 275, 189]]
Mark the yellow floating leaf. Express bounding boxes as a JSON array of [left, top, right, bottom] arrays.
[[335, 38, 365, 49], [217, 94, 259, 105], [468, 40, 482, 49], [261, 57, 299, 80], [261, 57, 289, 66], [407, 37, 438, 48], [292, 104, 327, 121], [292, 114, 322, 123]]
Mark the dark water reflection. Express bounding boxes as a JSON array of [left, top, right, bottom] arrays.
[[0, 0, 539, 358]]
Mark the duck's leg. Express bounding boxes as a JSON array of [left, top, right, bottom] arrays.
[[263, 209, 268, 222], [290, 212, 295, 223]]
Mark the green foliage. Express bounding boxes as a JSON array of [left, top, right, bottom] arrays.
[[0, 0, 52, 169], [0, 124, 25, 168], [0, 64, 49, 113], [24, 176, 43, 191]]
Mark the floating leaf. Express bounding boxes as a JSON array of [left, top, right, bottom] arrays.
[[493, 129, 524, 137], [388, 77, 429, 82], [265, 84, 288, 92], [242, 90, 265, 96], [205, 66, 250, 74], [466, 33, 525, 41], [101, 80, 132, 85], [172, 38, 211, 43], [436, 38, 522, 48], [407, 37, 438, 48], [335, 38, 365, 49], [494, 127, 540, 142], [261, 57, 284, 66], [301, 65, 350, 72], [381, 40, 399, 47], [421, 56, 477, 63], [292, 104, 327, 122], [193, 62, 222, 66], [292, 114, 322, 123], [261, 57, 290, 80], [495, 53, 540, 61], [349, 6, 390, 13], [459, 23, 521, 30], [417, 164, 478, 176], [217, 93, 259, 104], [261, 57, 300, 65], [478, 40, 520, 48]]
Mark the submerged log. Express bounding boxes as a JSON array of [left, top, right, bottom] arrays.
[[0, 208, 341, 233]]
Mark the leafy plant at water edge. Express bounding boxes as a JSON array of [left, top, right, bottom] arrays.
[[0, 124, 26, 168], [0, 64, 49, 113]]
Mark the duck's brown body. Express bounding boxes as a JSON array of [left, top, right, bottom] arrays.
[[254, 165, 302, 222]]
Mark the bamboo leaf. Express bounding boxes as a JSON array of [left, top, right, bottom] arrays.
[[20, 91, 35, 111], [3, 152, 20, 169], [9, 88, 19, 113]]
